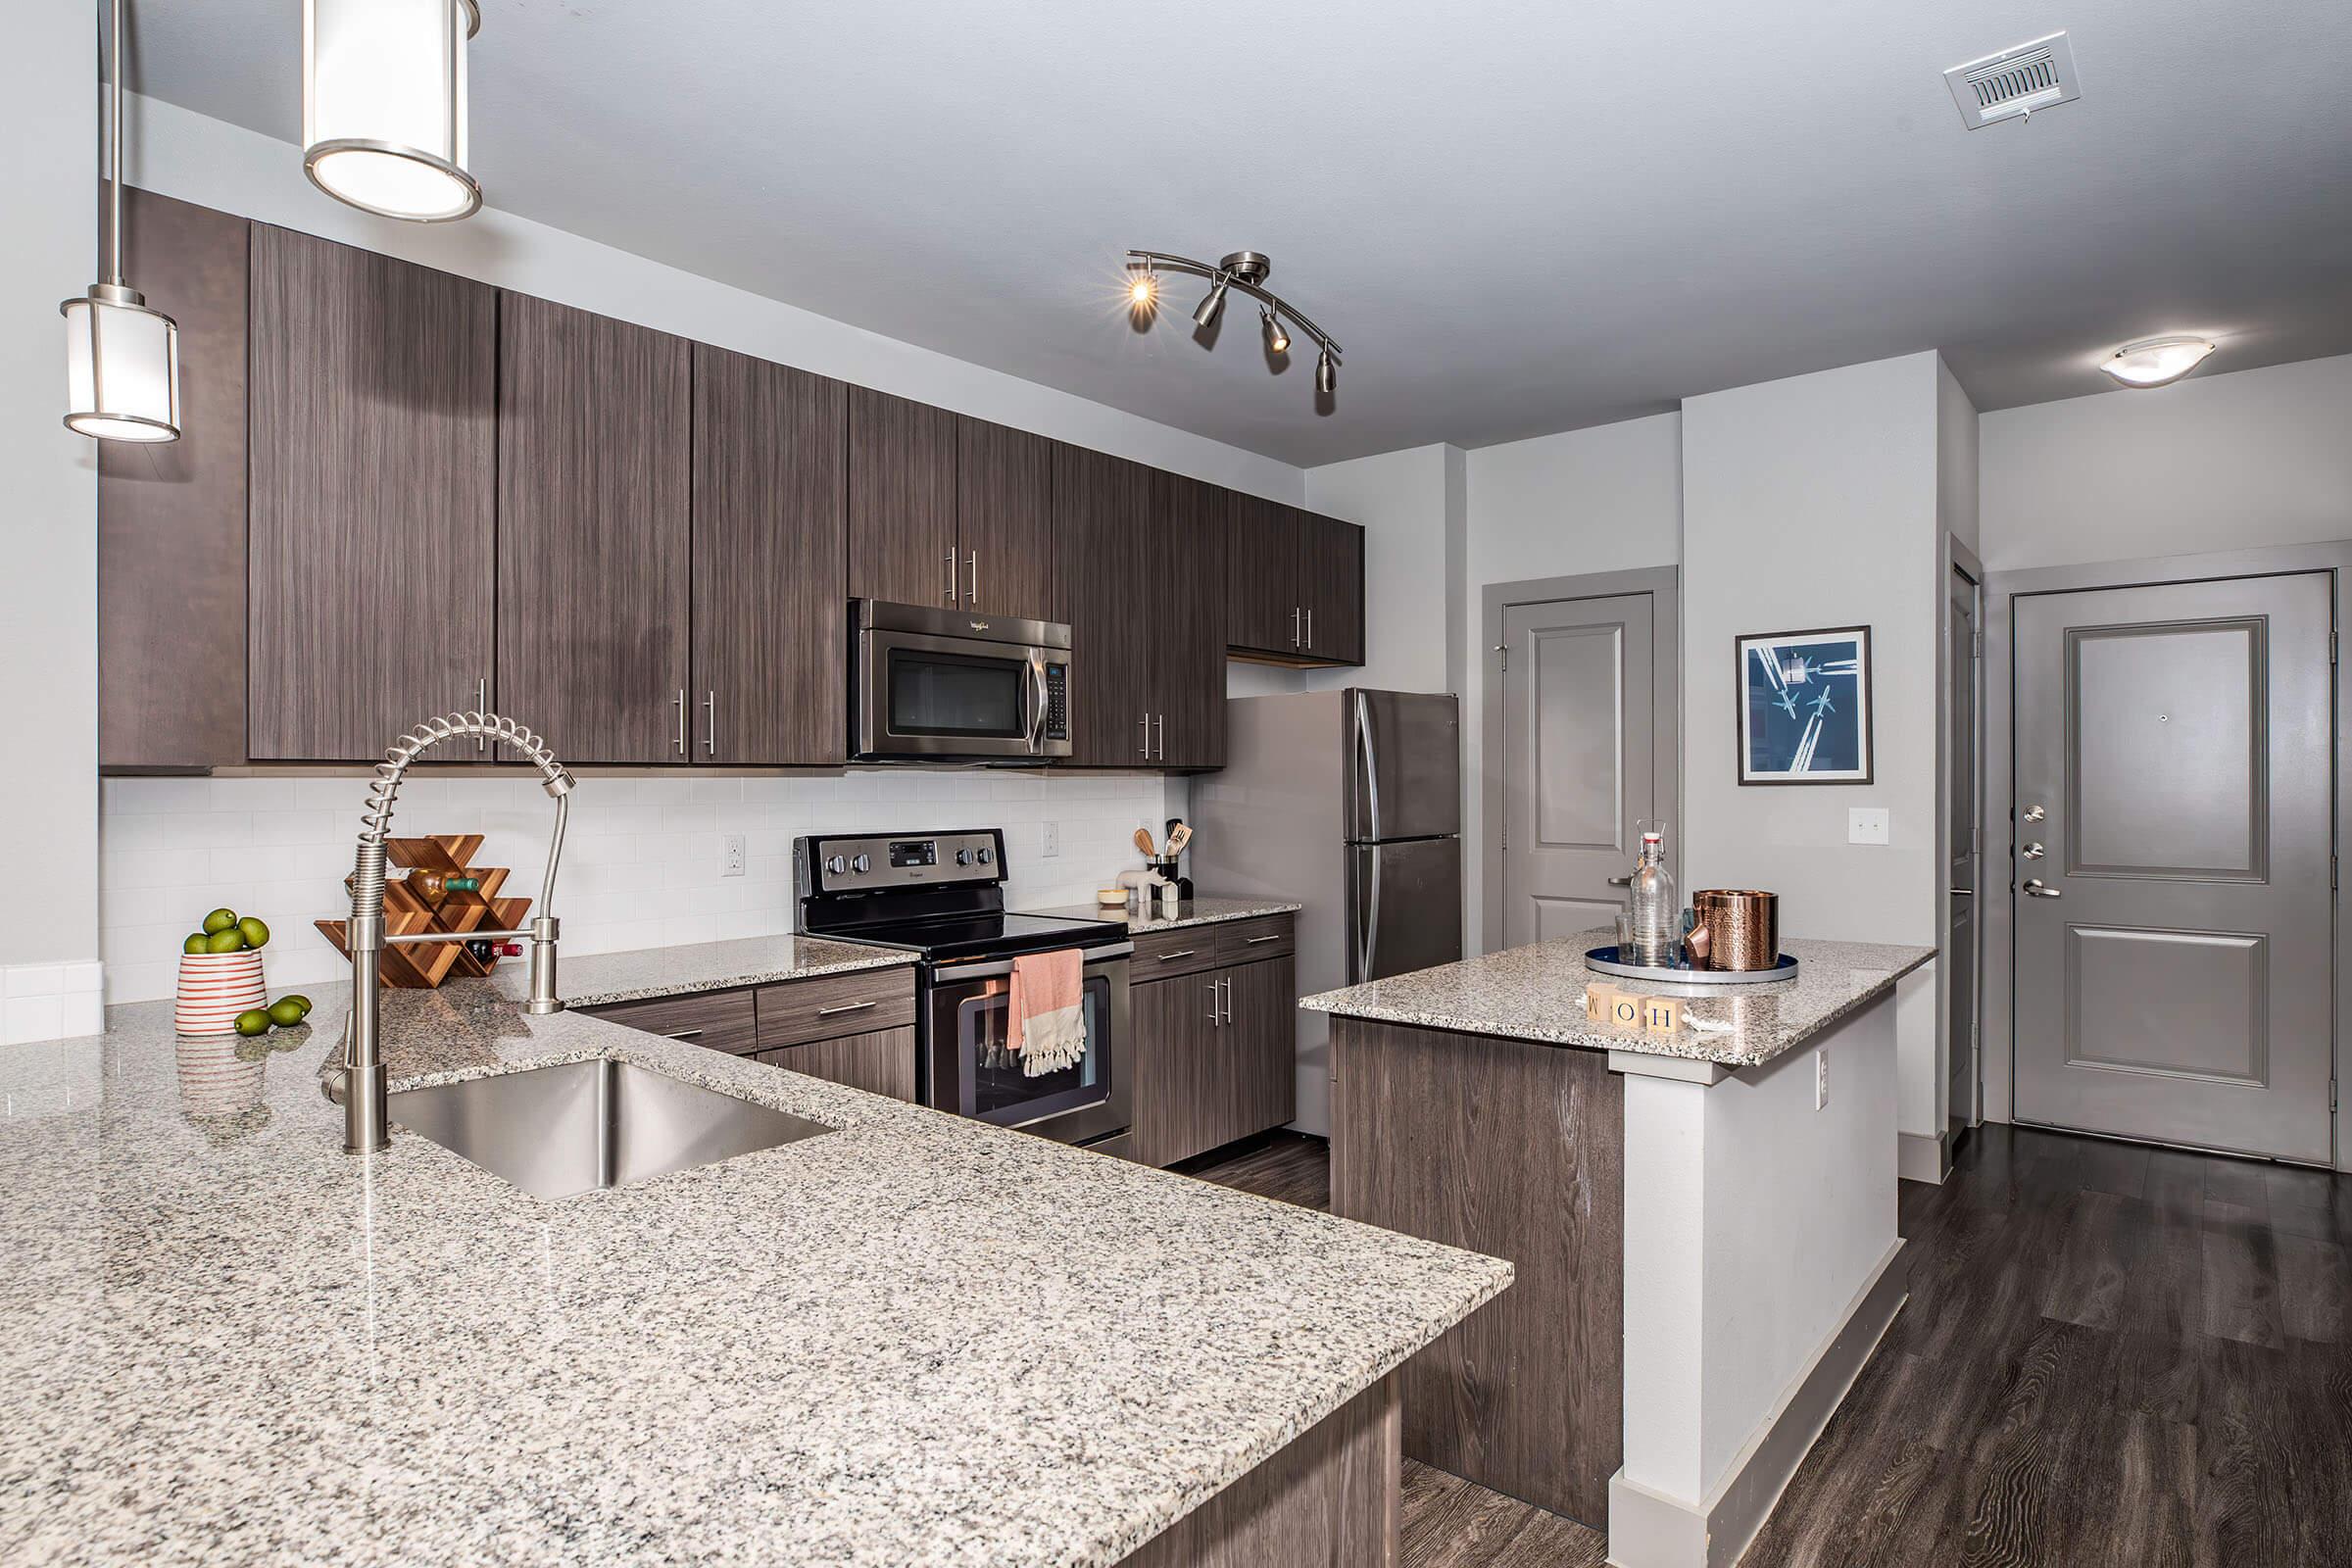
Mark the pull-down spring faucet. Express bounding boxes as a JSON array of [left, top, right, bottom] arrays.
[[339, 711, 574, 1153]]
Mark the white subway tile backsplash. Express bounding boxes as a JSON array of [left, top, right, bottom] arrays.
[[93, 768, 1179, 1003]]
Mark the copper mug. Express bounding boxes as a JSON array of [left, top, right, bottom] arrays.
[[1691, 890, 1779, 971]]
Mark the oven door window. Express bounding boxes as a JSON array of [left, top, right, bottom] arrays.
[[956, 971, 1112, 1126], [888, 647, 1029, 741]]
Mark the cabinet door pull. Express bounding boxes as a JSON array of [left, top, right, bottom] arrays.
[[1152, 713, 1165, 761], [1138, 713, 1151, 758], [945, 550, 958, 605], [1292, 606, 1301, 648], [673, 689, 687, 755], [815, 1000, 878, 1017], [1155, 948, 1199, 961], [1205, 981, 1221, 1026], [1243, 933, 1281, 945], [703, 690, 716, 756], [1220, 975, 1234, 1025], [661, 1029, 704, 1041], [1305, 608, 1315, 650], [967, 550, 979, 609]]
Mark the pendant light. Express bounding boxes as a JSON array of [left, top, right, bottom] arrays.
[[62, 0, 179, 443], [302, 0, 482, 222]]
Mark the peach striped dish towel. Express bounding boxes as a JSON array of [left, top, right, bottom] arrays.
[[1007, 949, 1087, 1076]]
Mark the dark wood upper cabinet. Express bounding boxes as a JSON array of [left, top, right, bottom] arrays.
[[248, 224, 496, 761], [497, 292, 691, 763], [956, 416, 1056, 622], [101, 189, 248, 769], [1225, 492, 1305, 659], [692, 345, 848, 765], [1155, 472, 1229, 768], [1053, 443, 1152, 765], [848, 387, 957, 609], [1298, 509, 1365, 665]]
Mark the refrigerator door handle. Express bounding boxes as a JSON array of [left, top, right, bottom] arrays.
[[1357, 845, 1383, 981], [1354, 689, 1383, 846]]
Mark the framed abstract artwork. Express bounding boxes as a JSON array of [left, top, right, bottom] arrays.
[[1736, 625, 1873, 785]]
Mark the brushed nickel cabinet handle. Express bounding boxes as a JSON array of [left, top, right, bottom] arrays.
[[967, 550, 979, 609], [1153, 713, 1165, 761], [1139, 713, 1151, 758], [1156, 948, 1199, 961], [673, 689, 687, 755], [476, 677, 488, 751], [703, 690, 716, 756], [1305, 608, 1314, 649], [1292, 607, 1301, 648], [1206, 981, 1221, 1026], [946, 550, 958, 605], [1243, 933, 1281, 945], [815, 1000, 878, 1017], [661, 1029, 704, 1041]]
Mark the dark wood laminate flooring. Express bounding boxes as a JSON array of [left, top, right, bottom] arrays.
[[1187, 1122, 2352, 1568]]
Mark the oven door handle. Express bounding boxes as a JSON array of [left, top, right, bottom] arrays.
[[931, 943, 1134, 982]]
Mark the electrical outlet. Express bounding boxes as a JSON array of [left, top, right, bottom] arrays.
[[722, 833, 746, 877], [1815, 1048, 1829, 1110], [1042, 821, 1062, 858], [1847, 808, 1890, 846]]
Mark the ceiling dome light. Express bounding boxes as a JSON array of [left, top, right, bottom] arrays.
[[303, 0, 482, 222], [2101, 336, 2217, 389], [1260, 305, 1290, 356], [63, 0, 179, 443], [1191, 276, 1229, 330]]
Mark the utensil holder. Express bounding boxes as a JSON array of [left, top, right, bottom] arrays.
[[1692, 890, 1779, 972], [174, 949, 267, 1036]]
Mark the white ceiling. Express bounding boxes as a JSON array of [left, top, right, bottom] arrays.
[[122, 0, 2352, 466]]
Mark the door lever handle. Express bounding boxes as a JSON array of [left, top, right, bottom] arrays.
[[1607, 874, 1634, 888], [2023, 879, 2063, 899]]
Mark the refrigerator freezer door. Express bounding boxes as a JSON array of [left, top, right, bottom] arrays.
[[1347, 690, 1462, 844], [1348, 836, 1464, 983]]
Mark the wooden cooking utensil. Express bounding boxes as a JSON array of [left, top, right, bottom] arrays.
[[1133, 827, 1157, 858], [1163, 823, 1193, 856]]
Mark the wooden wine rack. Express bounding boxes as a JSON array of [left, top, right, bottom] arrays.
[[315, 834, 533, 990]]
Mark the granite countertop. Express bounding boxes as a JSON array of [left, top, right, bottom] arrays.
[[1299, 929, 1935, 1068], [1024, 897, 1303, 934], [550, 932, 913, 1007], [0, 976, 1507, 1568]]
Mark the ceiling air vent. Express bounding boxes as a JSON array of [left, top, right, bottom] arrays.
[[1944, 31, 2081, 128]]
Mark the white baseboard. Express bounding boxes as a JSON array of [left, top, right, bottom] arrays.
[[1608, 1240, 1908, 1568], [1897, 1128, 1951, 1185], [1, 960, 106, 1045]]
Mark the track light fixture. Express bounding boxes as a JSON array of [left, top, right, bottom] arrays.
[[1124, 248, 1342, 404]]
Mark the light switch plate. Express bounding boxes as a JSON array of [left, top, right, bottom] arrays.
[[1847, 808, 1890, 846]]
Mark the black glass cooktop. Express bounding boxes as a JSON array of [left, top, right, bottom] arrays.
[[808, 910, 1124, 962]]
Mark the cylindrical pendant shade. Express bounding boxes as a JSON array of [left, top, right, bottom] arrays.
[[303, 0, 481, 222], [61, 289, 180, 442]]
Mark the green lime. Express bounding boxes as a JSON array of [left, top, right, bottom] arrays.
[[232, 1009, 271, 1037], [237, 916, 270, 950], [201, 907, 239, 936], [281, 994, 314, 1018], [204, 928, 246, 955], [267, 997, 306, 1028], [182, 932, 210, 955]]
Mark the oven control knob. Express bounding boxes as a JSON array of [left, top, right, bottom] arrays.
[[824, 854, 848, 876], [975, 846, 994, 865], [851, 854, 872, 874], [955, 848, 971, 866]]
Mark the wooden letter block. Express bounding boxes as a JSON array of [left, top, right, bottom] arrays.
[[1608, 993, 1643, 1031], [1641, 995, 1683, 1033], [1585, 982, 1619, 1022]]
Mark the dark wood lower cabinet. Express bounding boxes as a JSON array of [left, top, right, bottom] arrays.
[[1114, 1373, 1398, 1568], [753, 1026, 917, 1102], [1133, 947, 1297, 1168], [578, 988, 759, 1055]]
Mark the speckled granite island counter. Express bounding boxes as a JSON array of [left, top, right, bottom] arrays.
[[1026, 897, 1304, 934], [1300, 929, 1935, 1568], [0, 965, 1509, 1568]]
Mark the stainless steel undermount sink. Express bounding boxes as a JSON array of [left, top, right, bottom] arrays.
[[389, 1057, 834, 1200]]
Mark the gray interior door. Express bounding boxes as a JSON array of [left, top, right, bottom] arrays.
[[2014, 573, 2334, 1163], [1349, 836, 1464, 983], [1499, 593, 1659, 949], [1947, 566, 1982, 1137]]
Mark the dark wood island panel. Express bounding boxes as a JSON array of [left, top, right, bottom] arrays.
[[1329, 1016, 1624, 1528]]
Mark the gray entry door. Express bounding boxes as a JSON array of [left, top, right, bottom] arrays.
[[1947, 566, 1982, 1136], [2014, 573, 2334, 1162], [1499, 592, 1659, 950]]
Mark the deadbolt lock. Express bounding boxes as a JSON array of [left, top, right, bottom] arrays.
[[2022, 842, 2045, 859], [2022, 805, 2047, 822]]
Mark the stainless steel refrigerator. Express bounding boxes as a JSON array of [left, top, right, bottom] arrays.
[[1189, 689, 1462, 1136]]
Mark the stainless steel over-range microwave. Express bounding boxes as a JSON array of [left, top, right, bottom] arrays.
[[851, 599, 1072, 761]]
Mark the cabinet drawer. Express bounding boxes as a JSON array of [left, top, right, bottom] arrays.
[[580, 987, 759, 1054], [755, 967, 916, 1051], [753, 1024, 917, 1102], [1216, 914, 1296, 964], [1132, 926, 1219, 979]]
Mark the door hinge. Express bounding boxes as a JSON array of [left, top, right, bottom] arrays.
[[1500, 822, 1508, 851], [2332, 630, 2340, 665], [1494, 643, 1508, 672], [1972, 631, 1983, 659]]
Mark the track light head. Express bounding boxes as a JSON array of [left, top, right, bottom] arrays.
[[1260, 306, 1290, 356], [1127, 263, 1156, 311], [1192, 277, 1228, 330], [1315, 348, 1337, 395]]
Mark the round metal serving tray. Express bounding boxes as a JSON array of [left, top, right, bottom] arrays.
[[1585, 946, 1799, 986]]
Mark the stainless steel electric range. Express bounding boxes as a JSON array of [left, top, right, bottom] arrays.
[[793, 829, 1132, 1153]]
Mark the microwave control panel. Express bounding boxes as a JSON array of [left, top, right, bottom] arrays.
[[1043, 662, 1068, 742]]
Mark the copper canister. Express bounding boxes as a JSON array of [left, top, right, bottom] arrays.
[[1692, 890, 1779, 971]]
